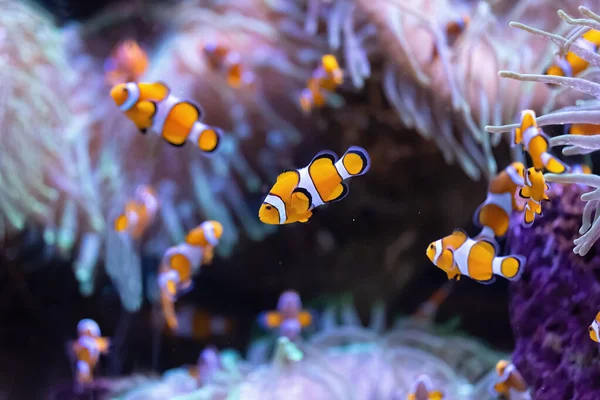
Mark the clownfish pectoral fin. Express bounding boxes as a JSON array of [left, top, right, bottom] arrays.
[[323, 182, 349, 203], [291, 187, 312, 212], [299, 211, 313, 223], [519, 186, 531, 199]]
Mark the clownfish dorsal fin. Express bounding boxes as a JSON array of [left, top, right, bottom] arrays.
[[276, 170, 299, 183], [451, 228, 468, 241], [477, 239, 497, 255], [291, 187, 312, 212], [310, 150, 338, 165]]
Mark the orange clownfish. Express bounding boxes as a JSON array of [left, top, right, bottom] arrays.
[[72, 319, 110, 385], [202, 41, 255, 89], [426, 229, 526, 284], [518, 167, 550, 228], [566, 123, 600, 136], [104, 40, 149, 85], [163, 304, 234, 341], [258, 146, 370, 225], [545, 29, 600, 80], [431, 15, 470, 59], [259, 290, 313, 339], [110, 81, 221, 153], [489, 360, 530, 399], [159, 221, 224, 330], [407, 375, 444, 400], [299, 54, 344, 114], [513, 110, 568, 174], [589, 311, 600, 343], [114, 185, 158, 239], [473, 162, 526, 240]]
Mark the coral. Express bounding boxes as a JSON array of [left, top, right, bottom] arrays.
[[485, 5, 600, 256], [108, 304, 506, 400], [506, 183, 600, 400]]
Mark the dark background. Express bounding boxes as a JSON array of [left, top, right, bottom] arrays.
[[0, 1, 515, 399]]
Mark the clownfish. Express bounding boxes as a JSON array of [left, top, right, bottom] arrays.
[[202, 41, 255, 89], [431, 15, 470, 59], [104, 40, 148, 85], [72, 319, 110, 385], [426, 229, 526, 284], [565, 123, 600, 136], [545, 29, 600, 79], [412, 281, 455, 323], [473, 162, 526, 240], [159, 221, 224, 330], [259, 290, 313, 339], [489, 360, 530, 400], [163, 304, 234, 341], [589, 311, 600, 343], [518, 167, 550, 228], [407, 375, 444, 400], [513, 110, 568, 174], [114, 185, 158, 239], [110, 81, 221, 153], [299, 54, 344, 114], [258, 146, 370, 225]]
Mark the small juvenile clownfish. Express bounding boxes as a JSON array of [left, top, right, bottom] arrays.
[[489, 360, 530, 400], [565, 123, 600, 136], [407, 374, 444, 400], [163, 304, 233, 341], [431, 15, 470, 59], [258, 146, 370, 225], [158, 221, 224, 330], [518, 168, 550, 228], [299, 54, 344, 114], [71, 319, 110, 385], [110, 81, 222, 153], [104, 40, 149, 85], [426, 229, 526, 284], [114, 185, 158, 239], [412, 281, 455, 323], [589, 311, 600, 343], [202, 41, 256, 89], [513, 110, 568, 174], [259, 290, 313, 339], [473, 162, 526, 240], [544, 29, 600, 80]]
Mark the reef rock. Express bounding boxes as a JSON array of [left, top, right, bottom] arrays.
[[508, 184, 600, 400]]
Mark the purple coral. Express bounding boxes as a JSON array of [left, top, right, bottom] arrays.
[[508, 184, 600, 399]]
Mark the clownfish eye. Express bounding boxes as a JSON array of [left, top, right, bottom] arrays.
[[123, 87, 128, 93], [590, 326, 593, 332], [528, 170, 531, 175], [265, 205, 272, 210]]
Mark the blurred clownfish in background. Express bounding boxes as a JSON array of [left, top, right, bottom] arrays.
[[71, 319, 110, 386], [544, 29, 600, 80], [565, 123, 600, 136], [473, 162, 526, 241], [489, 360, 531, 399], [104, 40, 149, 85], [186, 346, 223, 384], [201, 41, 255, 89], [518, 167, 550, 228], [258, 146, 370, 225], [426, 229, 525, 284], [299, 54, 344, 114], [114, 185, 158, 239], [110, 81, 222, 153], [259, 290, 313, 339], [407, 374, 444, 400], [513, 110, 568, 174], [162, 304, 234, 341], [589, 311, 600, 343], [411, 280, 455, 324], [431, 15, 470, 59], [159, 221, 224, 330]]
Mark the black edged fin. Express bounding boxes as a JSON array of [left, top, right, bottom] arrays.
[[518, 188, 528, 199], [168, 140, 186, 148], [184, 100, 204, 121], [482, 238, 499, 255], [478, 239, 497, 255], [345, 147, 371, 175], [292, 187, 312, 211], [310, 150, 338, 165], [327, 182, 349, 203], [477, 275, 496, 285]]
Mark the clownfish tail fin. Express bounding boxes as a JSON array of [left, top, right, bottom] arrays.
[[335, 146, 371, 178], [541, 152, 569, 174], [493, 254, 526, 281], [196, 125, 221, 153]]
